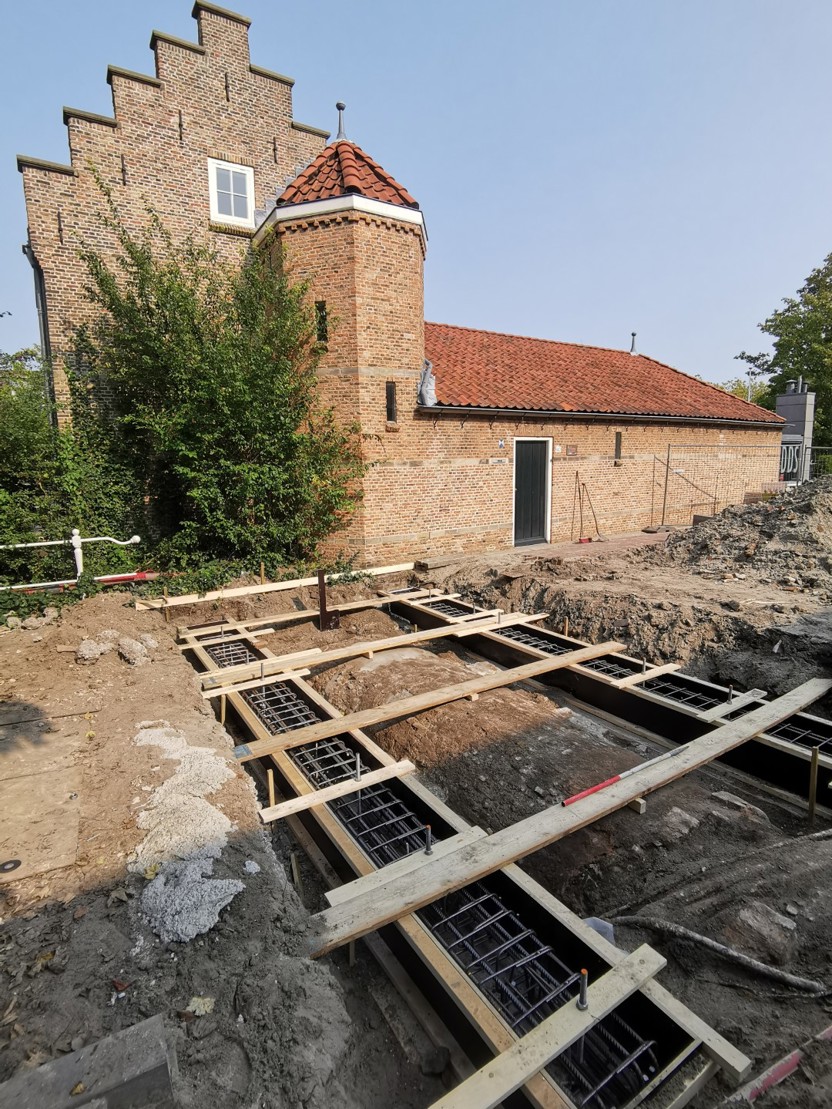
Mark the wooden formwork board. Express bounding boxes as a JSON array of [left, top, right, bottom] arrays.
[[430, 946, 667, 1109], [259, 759, 416, 822], [137, 562, 416, 610], [307, 679, 832, 959], [199, 611, 549, 689], [233, 642, 625, 763], [178, 589, 432, 642]]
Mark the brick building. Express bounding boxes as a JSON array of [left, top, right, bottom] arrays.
[[18, 2, 784, 566]]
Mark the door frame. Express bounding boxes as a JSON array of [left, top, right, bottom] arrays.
[[512, 437, 553, 546]]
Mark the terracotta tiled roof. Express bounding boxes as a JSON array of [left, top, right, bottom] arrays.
[[277, 140, 419, 209], [423, 323, 783, 425]]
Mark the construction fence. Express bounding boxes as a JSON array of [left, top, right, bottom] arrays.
[[556, 442, 782, 539]]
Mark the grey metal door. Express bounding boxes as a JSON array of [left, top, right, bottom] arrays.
[[514, 441, 548, 545]]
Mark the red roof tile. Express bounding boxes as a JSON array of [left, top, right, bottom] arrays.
[[424, 323, 783, 425], [278, 141, 419, 209]]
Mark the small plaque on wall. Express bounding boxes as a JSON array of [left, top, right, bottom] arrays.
[[566, 445, 578, 456]]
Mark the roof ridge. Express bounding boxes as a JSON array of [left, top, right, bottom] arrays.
[[424, 322, 783, 424]]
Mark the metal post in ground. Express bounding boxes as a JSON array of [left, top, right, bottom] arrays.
[[660, 445, 671, 528], [809, 745, 820, 827]]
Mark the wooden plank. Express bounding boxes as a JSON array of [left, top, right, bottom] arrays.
[[612, 663, 682, 689], [429, 945, 666, 1109], [501, 863, 750, 1084], [201, 667, 312, 699], [178, 627, 278, 650], [697, 689, 767, 722], [307, 678, 832, 958], [136, 561, 416, 610], [325, 827, 488, 907], [259, 759, 416, 822], [234, 641, 625, 763], [200, 612, 545, 688], [177, 589, 432, 638], [200, 648, 324, 687]]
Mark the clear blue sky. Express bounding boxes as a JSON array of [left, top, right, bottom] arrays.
[[3, 1, 832, 383]]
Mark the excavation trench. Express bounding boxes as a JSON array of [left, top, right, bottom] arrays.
[[181, 593, 778, 1109]]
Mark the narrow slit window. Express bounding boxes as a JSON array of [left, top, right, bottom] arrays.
[[614, 431, 622, 460], [315, 301, 328, 345], [386, 381, 397, 423]]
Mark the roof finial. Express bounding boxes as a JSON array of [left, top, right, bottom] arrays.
[[629, 331, 637, 355], [335, 101, 347, 142]]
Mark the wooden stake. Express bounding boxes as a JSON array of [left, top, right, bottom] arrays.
[[260, 561, 265, 585], [290, 851, 304, 897], [563, 617, 569, 637], [220, 694, 226, 727], [267, 767, 275, 809], [809, 744, 820, 826], [163, 586, 170, 624]]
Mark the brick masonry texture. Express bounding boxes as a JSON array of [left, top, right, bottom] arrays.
[[18, 3, 327, 412]]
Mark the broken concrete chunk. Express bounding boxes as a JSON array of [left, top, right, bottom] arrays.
[[724, 899, 797, 966], [663, 807, 700, 840], [117, 636, 149, 666], [75, 639, 104, 664], [711, 791, 770, 823]]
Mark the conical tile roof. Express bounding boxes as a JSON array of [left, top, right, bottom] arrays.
[[278, 140, 419, 209]]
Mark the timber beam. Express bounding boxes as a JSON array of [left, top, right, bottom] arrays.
[[199, 611, 549, 689], [259, 759, 416, 822], [233, 641, 625, 763], [429, 945, 666, 1109]]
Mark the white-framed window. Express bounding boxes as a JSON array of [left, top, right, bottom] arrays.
[[207, 158, 255, 228]]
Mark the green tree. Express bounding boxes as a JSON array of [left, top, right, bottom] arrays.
[[75, 200, 364, 567], [738, 252, 832, 441], [715, 374, 771, 407]]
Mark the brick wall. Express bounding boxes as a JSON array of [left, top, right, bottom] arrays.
[[337, 403, 782, 566], [18, 2, 328, 415]]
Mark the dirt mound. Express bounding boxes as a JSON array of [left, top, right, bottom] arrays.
[[655, 477, 832, 598]]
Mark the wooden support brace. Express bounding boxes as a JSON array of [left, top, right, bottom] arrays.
[[136, 562, 417, 610], [178, 627, 277, 650], [259, 760, 416, 823], [325, 828, 487, 908], [178, 589, 432, 639], [429, 945, 666, 1109], [202, 668, 312, 699], [697, 689, 768, 722], [612, 663, 682, 689], [233, 641, 624, 763], [305, 678, 832, 958]]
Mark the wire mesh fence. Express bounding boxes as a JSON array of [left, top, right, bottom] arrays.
[[653, 443, 781, 527], [806, 446, 832, 482]]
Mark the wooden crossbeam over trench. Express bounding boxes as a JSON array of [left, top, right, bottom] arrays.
[[430, 946, 667, 1109], [232, 641, 625, 763], [306, 678, 832, 958]]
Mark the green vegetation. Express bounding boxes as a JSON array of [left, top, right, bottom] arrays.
[[738, 251, 832, 441], [715, 375, 770, 407], [0, 195, 365, 615]]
